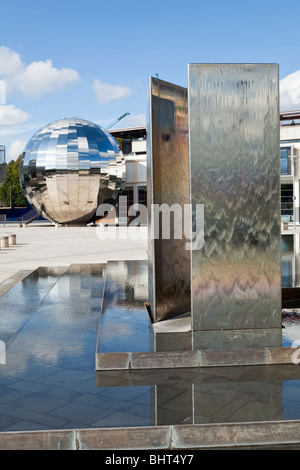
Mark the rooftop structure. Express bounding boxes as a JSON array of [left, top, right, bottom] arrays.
[[280, 110, 300, 125]]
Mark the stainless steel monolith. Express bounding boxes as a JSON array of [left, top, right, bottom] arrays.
[[188, 64, 282, 349], [147, 77, 190, 322]]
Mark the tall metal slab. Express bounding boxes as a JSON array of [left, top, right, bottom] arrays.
[[188, 64, 282, 349], [147, 77, 190, 322]]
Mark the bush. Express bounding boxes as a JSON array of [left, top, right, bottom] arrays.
[[0, 155, 26, 207]]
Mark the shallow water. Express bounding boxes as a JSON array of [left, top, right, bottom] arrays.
[[0, 259, 300, 432], [0, 263, 155, 431]]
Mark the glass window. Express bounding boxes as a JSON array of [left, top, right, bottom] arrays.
[[281, 183, 293, 222], [122, 186, 134, 210], [280, 147, 291, 175], [282, 259, 293, 287], [138, 186, 147, 207]]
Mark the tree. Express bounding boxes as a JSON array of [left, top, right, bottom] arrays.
[[0, 155, 26, 207]]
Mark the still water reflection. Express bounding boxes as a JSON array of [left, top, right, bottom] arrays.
[[97, 260, 153, 353], [0, 263, 154, 431], [96, 364, 300, 425], [0, 258, 299, 432]]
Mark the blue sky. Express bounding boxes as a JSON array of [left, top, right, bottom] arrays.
[[1, 0, 300, 161]]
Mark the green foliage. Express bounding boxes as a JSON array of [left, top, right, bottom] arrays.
[[0, 155, 26, 207]]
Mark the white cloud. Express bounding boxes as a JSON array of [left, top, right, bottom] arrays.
[[11, 60, 80, 99], [0, 104, 30, 126], [92, 79, 132, 103], [0, 80, 5, 104], [7, 139, 27, 161], [0, 46, 23, 77], [280, 71, 300, 110], [0, 45, 80, 99]]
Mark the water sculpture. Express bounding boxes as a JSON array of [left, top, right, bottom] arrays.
[[148, 64, 282, 350]]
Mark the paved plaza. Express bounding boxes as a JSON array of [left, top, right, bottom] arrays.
[[0, 224, 148, 286], [1, 223, 300, 450]]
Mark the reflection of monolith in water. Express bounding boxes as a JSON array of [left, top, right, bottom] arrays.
[[188, 64, 282, 349]]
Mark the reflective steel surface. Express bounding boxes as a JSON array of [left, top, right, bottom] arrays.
[[188, 64, 282, 349], [20, 118, 126, 224], [147, 78, 190, 322]]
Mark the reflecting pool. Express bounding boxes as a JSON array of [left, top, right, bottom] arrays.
[[0, 256, 300, 432], [0, 262, 154, 431]]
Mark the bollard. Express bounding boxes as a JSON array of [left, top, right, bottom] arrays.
[[0, 236, 9, 249], [8, 234, 16, 245]]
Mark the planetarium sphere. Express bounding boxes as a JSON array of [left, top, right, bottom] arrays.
[[20, 117, 126, 224]]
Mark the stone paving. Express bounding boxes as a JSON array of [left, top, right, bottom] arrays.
[[0, 224, 148, 285]]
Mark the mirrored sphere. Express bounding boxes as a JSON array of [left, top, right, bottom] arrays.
[[20, 117, 126, 224]]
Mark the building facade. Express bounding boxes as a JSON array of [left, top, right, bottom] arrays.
[[110, 127, 147, 225], [1, 117, 295, 224], [280, 111, 300, 226], [112, 114, 300, 229]]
